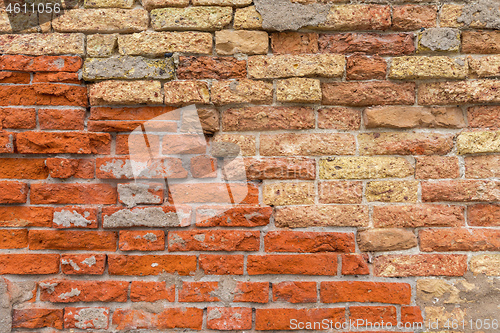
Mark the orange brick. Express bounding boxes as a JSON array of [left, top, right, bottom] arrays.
[[130, 281, 175, 302]]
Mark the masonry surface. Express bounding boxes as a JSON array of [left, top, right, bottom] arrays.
[[0, 0, 499, 332]]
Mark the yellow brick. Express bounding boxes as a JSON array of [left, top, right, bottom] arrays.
[[164, 81, 210, 106], [277, 78, 321, 103], [457, 131, 500, 155], [389, 56, 468, 80], [0, 33, 85, 55], [263, 182, 315, 206], [192, 0, 251, 5], [151, 6, 232, 31], [366, 181, 418, 203], [468, 55, 500, 78], [470, 254, 500, 276], [215, 30, 269, 55], [87, 34, 118, 57], [439, 4, 463, 28], [234, 6, 263, 29], [212, 134, 256, 156], [89, 80, 163, 105], [319, 157, 414, 180], [211, 79, 273, 105], [84, 0, 134, 8]]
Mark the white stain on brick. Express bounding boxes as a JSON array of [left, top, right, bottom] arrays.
[[53, 210, 92, 228]]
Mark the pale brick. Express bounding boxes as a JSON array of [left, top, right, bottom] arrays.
[[358, 229, 417, 252], [164, 81, 210, 106], [212, 134, 256, 156], [318, 107, 361, 130], [389, 56, 468, 80], [216, 30, 269, 55], [417, 28, 460, 53], [465, 156, 500, 178], [193, 0, 252, 6], [419, 80, 500, 105], [277, 78, 321, 103], [211, 79, 273, 105], [275, 205, 369, 228], [234, 6, 262, 30], [470, 254, 500, 276], [263, 182, 314, 206], [462, 30, 500, 54], [457, 130, 500, 154], [375, 254, 467, 277], [248, 54, 345, 79], [0, 33, 85, 55], [87, 34, 118, 57], [83, 57, 174, 80], [366, 181, 418, 203], [0, 9, 37, 33], [319, 181, 362, 204], [392, 5, 437, 31], [373, 205, 465, 228], [416, 156, 460, 180], [469, 55, 500, 78], [141, 0, 189, 10], [358, 133, 454, 156], [52, 9, 148, 33], [439, 4, 463, 28], [260, 133, 355, 156], [422, 180, 500, 202], [316, 5, 391, 31], [89, 80, 163, 105], [319, 157, 413, 180], [118, 32, 212, 56], [222, 106, 314, 131], [151, 7, 232, 31], [364, 106, 465, 129], [85, 0, 134, 8]]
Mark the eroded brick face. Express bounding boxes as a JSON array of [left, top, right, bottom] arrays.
[[0, 0, 499, 332]]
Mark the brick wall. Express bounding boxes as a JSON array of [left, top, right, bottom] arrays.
[[0, 0, 499, 331]]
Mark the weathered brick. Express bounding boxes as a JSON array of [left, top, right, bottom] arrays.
[[366, 181, 419, 203], [416, 156, 460, 179], [261, 133, 355, 156], [30, 183, 116, 204], [271, 32, 318, 54], [141, 0, 189, 10], [196, 205, 272, 227], [470, 254, 500, 276], [64, 307, 109, 330], [419, 80, 500, 105], [53, 206, 98, 229], [102, 206, 191, 228], [375, 254, 468, 277], [96, 157, 187, 179], [89, 80, 163, 105], [392, 5, 437, 30], [32, 72, 80, 84], [420, 228, 500, 252], [169, 183, 258, 204], [87, 33, 118, 57], [222, 106, 314, 131], [457, 130, 500, 154], [112, 308, 203, 330], [462, 30, 500, 54], [234, 157, 316, 181], [265, 231, 355, 253], [233, 6, 262, 30], [0, 181, 28, 203], [341, 254, 369, 275], [0, 158, 48, 179], [319, 33, 415, 56], [108, 254, 197, 275], [130, 281, 175, 302], [46, 158, 94, 179], [0, 108, 37, 129], [0, 84, 88, 107], [29, 230, 117, 251], [118, 31, 212, 56], [468, 204, 500, 227], [168, 230, 260, 251], [277, 78, 321, 103], [61, 254, 106, 275], [0, 71, 30, 83], [207, 307, 252, 330], [212, 134, 256, 156], [12, 308, 63, 329], [468, 106, 500, 128], [40, 279, 128, 303], [0, 132, 13, 153], [390, 56, 468, 79], [350, 306, 397, 326], [439, 4, 463, 28], [216, 30, 269, 55], [275, 205, 368, 228], [322, 81, 415, 106], [357, 228, 417, 252], [0, 207, 53, 227], [52, 9, 148, 33], [38, 109, 85, 130], [84, 57, 174, 80], [319, 157, 413, 180], [247, 254, 338, 275], [151, 6, 232, 31], [417, 28, 460, 52], [234, 281, 269, 303], [199, 254, 244, 275], [0, 55, 81, 72], [0, 229, 28, 249], [193, 0, 251, 5], [211, 79, 273, 105], [119, 230, 165, 251], [0, 33, 85, 55], [317, 107, 361, 130], [358, 132, 454, 156], [346, 54, 386, 80], [423, 180, 500, 202], [319, 181, 362, 204], [255, 308, 345, 331], [373, 205, 464, 228], [469, 55, 500, 78], [365, 106, 465, 129], [177, 56, 246, 79], [179, 281, 219, 302], [317, 5, 391, 30], [164, 80, 210, 105], [263, 182, 315, 206], [0, 254, 59, 274], [248, 54, 344, 79], [273, 281, 317, 303], [321, 281, 411, 304]]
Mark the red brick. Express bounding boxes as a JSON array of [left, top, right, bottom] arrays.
[[373, 204, 465, 228], [112, 308, 203, 330], [349, 306, 397, 326], [222, 106, 315, 131], [61, 254, 106, 275], [0, 108, 36, 129], [341, 254, 370, 275], [234, 281, 269, 303], [260, 133, 356, 156], [319, 33, 415, 55], [45, 158, 94, 179], [179, 281, 219, 302], [468, 106, 500, 128], [392, 5, 437, 30], [33, 72, 81, 83], [465, 155, 500, 178], [271, 32, 319, 54], [0, 55, 82, 72], [39, 279, 128, 303], [130, 281, 175, 302], [0, 158, 48, 179], [207, 307, 252, 330], [0, 207, 53, 227], [191, 155, 217, 178], [273, 281, 317, 303], [255, 308, 345, 330], [374, 254, 467, 277], [119, 230, 165, 251], [52, 206, 98, 229], [462, 30, 500, 54], [401, 306, 424, 325], [317, 107, 361, 130], [12, 308, 63, 329], [89, 120, 176, 132], [247, 254, 338, 275], [0, 85, 87, 106], [90, 106, 178, 121], [64, 307, 109, 330], [0, 71, 30, 83], [322, 81, 415, 106], [196, 205, 272, 227], [199, 254, 244, 275], [169, 183, 258, 204], [169, 230, 260, 251], [0, 229, 28, 249], [108, 254, 197, 276], [321, 281, 411, 304], [177, 56, 246, 79], [16, 132, 110, 154], [237, 157, 316, 180], [96, 157, 188, 179], [29, 230, 117, 251], [359, 132, 453, 155], [116, 133, 161, 155], [416, 156, 460, 179], [265, 231, 355, 253], [30, 183, 116, 204], [0, 132, 13, 153], [39, 108, 85, 130], [102, 205, 191, 228], [0, 254, 59, 274], [420, 228, 500, 252], [422, 180, 500, 202], [468, 204, 500, 226], [346, 54, 387, 80], [0, 181, 28, 203]]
